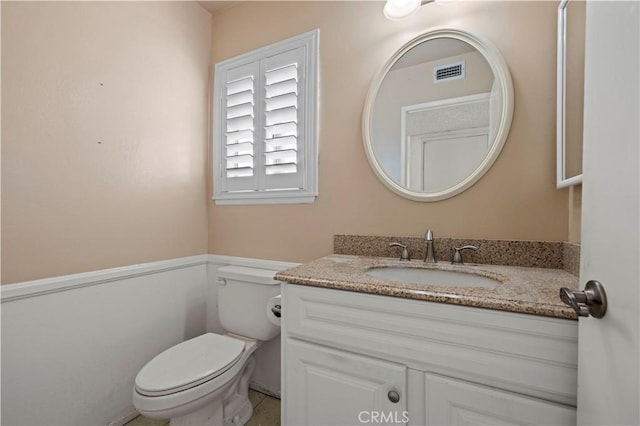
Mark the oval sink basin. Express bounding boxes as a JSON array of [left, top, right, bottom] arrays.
[[366, 267, 499, 288]]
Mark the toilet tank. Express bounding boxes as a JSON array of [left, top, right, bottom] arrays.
[[217, 265, 281, 341]]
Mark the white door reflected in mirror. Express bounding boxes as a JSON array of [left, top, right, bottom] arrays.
[[362, 28, 514, 202]]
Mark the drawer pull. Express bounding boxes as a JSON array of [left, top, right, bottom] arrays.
[[388, 390, 400, 403]]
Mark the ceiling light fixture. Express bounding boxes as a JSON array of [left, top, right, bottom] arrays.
[[383, 0, 442, 20]]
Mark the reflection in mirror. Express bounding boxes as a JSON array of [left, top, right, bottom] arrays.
[[557, 0, 585, 187], [372, 38, 498, 192], [363, 29, 514, 202]]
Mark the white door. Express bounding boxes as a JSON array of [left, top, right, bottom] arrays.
[[577, 1, 639, 425], [284, 338, 407, 426], [424, 373, 575, 425]]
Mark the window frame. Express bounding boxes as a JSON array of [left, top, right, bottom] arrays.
[[212, 29, 319, 205]]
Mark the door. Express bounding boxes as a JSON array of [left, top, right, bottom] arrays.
[[577, 2, 639, 425], [424, 373, 575, 425], [284, 339, 407, 426]]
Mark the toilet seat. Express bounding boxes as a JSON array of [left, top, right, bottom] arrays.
[[135, 333, 245, 397]]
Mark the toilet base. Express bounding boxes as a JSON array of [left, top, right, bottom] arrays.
[[223, 397, 252, 426], [169, 398, 224, 426], [165, 355, 256, 426]]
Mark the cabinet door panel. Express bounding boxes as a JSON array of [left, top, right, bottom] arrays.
[[425, 373, 576, 425], [285, 338, 407, 426]]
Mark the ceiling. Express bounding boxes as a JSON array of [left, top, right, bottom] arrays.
[[198, 1, 241, 14]]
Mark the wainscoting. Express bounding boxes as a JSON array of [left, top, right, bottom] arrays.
[[1, 254, 296, 426]]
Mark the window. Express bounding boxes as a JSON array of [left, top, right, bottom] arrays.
[[212, 30, 319, 205]]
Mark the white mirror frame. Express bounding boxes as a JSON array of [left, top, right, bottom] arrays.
[[362, 27, 514, 202], [556, 0, 583, 188]]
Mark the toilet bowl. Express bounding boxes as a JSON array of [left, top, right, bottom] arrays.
[[132, 266, 282, 426]]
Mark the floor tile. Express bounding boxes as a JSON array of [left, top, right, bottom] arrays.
[[249, 389, 267, 408], [124, 415, 169, 426], [126, 390, 280, 426], [246, 395, 281, 426]]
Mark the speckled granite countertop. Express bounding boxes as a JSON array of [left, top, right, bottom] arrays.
[[275, 255, 579, 320]]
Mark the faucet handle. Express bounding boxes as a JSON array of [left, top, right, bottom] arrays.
[[425, 229, 434, 241], [452, 245, 478, 265], [389, 243, 411, 261]]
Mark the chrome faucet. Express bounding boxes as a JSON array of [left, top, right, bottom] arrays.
[[424, 229, 437, 263], [452, 245, 478, 265], [389, 243, 410, 261]]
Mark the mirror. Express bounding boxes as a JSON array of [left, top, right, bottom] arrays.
[[363, 28, 514, 201], [557, 0, 585, 188]]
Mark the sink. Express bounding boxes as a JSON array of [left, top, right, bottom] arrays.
[[366, 267, 499, 288]]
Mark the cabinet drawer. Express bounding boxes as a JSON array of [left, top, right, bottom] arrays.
[[284, 284, 578, 406], [424, 373, 576, 425]]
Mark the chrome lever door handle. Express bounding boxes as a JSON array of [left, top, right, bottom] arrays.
[[559, 288, 590, 317], [559, 280, 607, 318]]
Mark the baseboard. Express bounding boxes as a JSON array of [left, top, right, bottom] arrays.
[[250, 382, 281, 400], [106, 411, 139, 426]]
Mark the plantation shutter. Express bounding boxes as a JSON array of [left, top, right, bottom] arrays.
[[261, 46, 306, 191], [213, 30, 318, 204], [222, 62, 259, 193]]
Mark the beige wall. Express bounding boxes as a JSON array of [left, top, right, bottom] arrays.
[[565, 0, 585, 178], [208, 1, 570, 263], [569, 186, 582, 243], [1, 2, 212, 283], [1, 1, 578, 283]]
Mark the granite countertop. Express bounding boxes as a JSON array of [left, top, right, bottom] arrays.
[[275, 254, 579, 320]]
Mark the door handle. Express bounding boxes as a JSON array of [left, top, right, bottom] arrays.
[[560, 280, 607, 318]]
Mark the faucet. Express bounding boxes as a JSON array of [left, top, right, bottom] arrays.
[[424, 229, 437, 263], [389, 243, 410, 261], [452, 245, 478, 265]]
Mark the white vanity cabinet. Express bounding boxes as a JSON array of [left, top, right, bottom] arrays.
[[282, 284, 578, 426]]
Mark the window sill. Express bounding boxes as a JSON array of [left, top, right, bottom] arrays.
[[213, 191, 317, 205]]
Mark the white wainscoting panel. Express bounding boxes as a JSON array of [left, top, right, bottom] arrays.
[[1, 256, 209, 426], [1, 254, 297, 425]]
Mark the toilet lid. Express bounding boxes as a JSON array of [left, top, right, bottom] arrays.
[[135, 333, 245, 396]]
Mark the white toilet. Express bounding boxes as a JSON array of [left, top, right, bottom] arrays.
[[133, 266, 281, 426]]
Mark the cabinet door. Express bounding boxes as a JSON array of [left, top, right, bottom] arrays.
[[425, 373, 576, 425], [284, 338, 407, 426]]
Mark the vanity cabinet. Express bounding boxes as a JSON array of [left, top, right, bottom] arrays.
[[282, 284, 578, 426]]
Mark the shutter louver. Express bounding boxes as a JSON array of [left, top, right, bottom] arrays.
[[264, 64, 298, 175], [262, 48, 306, 190], [225, 75, 255, 178]]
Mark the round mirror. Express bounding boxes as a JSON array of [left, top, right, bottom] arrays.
[[363, 28, 514, 201]]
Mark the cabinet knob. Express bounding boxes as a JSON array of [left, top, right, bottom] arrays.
[[387, 390, 400, 403]]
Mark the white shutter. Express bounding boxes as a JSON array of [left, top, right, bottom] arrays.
[[212, 29, 318, 204], [261, 47, 306, 191], [221, 62, 259, 193]]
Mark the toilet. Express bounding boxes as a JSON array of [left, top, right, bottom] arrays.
[[133, 266, 281, 426]]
